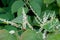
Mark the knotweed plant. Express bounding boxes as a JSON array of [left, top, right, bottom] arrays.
[[0, 0, 60, 40]]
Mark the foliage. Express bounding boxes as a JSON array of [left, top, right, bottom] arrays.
[[0, 0, 60, 40]]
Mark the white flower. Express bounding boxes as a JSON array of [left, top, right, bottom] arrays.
[[43, 12, 49, 23], [9, 30, 15, 34]]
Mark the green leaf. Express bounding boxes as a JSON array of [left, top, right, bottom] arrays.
[[44, 0, 55, 4], [46, 32, 60, 40], [57, 0, 60, 7], [29, 0, 43, 6], [29, 1, 41, 17], [32, 18, 39, 26], [0, 8, 5, 13], [7, 0, 15, 6], [12, 15, 23, 23], [27, 16, 33, 25], [11, 0, 24, 13], [0, 29, 18, 40], [0, 13, 14, 21], [36, 32, 43, 40], [17, 7, 28, 17], [4, 25, 17, 31], [1, 0, 7, 6], [20, 29, 43, 40], [17, 7, 22, 17], [1, 0, 15, 6]]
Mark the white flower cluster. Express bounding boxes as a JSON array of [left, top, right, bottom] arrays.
[[42, 11, 55, 24]]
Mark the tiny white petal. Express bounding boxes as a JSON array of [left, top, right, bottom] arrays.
[[9, 30, 15, 34]]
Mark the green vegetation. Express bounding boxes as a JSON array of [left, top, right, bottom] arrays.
[[0, 0, 60, 40]]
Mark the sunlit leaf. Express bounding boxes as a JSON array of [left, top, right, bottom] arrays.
[[20, 29, 43, 40], [11, 0, 24, 13]]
